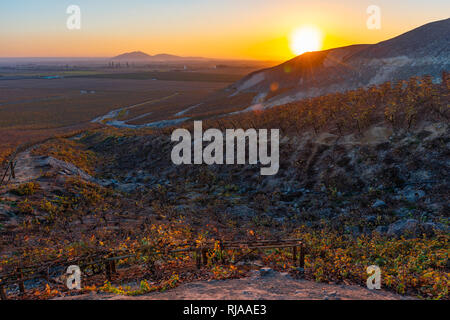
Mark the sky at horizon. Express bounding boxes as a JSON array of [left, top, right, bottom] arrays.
[[0, 0, 449, 61]]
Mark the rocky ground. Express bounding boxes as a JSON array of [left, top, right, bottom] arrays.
[[0, 119, 448, 300], [78, 121, 449, 239], [1, 121, 449, 250]]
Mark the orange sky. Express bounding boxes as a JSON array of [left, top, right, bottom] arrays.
[[1, 1, 448, 60]]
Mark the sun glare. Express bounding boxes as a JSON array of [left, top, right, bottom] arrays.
[[289, 26, 323, 56]]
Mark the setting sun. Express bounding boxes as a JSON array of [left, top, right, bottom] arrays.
[[289, 26, 324, 56]]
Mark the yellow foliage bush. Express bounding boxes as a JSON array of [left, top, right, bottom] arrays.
[[11, 182, 40, 196]]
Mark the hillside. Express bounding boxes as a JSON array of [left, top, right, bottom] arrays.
[[0, 74, 448, 300], [229, 18, 450, 109]]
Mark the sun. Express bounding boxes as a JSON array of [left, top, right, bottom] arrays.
[[289, 26, 323, 56]]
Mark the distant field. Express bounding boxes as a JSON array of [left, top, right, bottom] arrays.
[[0, 91, 180, 129], [0, 88, 70, 104], [0, 89, 175, 161], [70, 71, 245, 82], [0, 74, 233, 159], [0, 62, 259, 160], [0, 77, 230, 92], [0, 77, 231, 128], [0, 70, 104, 78]]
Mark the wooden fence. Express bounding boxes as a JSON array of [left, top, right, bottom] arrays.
[[0, 239, 305, 300]]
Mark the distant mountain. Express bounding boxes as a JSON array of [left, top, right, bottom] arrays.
[[229, 18, 450, 108], [113, 51, 153, 60], [152, 53, 184, 60], [113, 51, 204, 61]]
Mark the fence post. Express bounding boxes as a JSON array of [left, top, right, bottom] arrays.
[[105, 261, 112, 281], [17, 268, 25, 295], [0, 164, 8, 185], [219, 240, 225, 264], [0, 284, 7, 300], [299, 244, 305, 269], [196, 249, 202, 269], [292, 246, 298, 266], [202, 248, 208, 266], [10, 162, 15, 180], [44, 267, 50, 282], [110, 260, 116, 274]]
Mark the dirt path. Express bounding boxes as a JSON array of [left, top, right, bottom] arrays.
[[59, 271, 414, 300], [91, 93, 181, 128], [6, 149, 94, 186]]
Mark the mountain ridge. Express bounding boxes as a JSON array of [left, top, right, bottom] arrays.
[[113, 51, 205, 61]]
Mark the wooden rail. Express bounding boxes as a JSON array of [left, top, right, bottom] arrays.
[[0, 239, 306, 300]]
